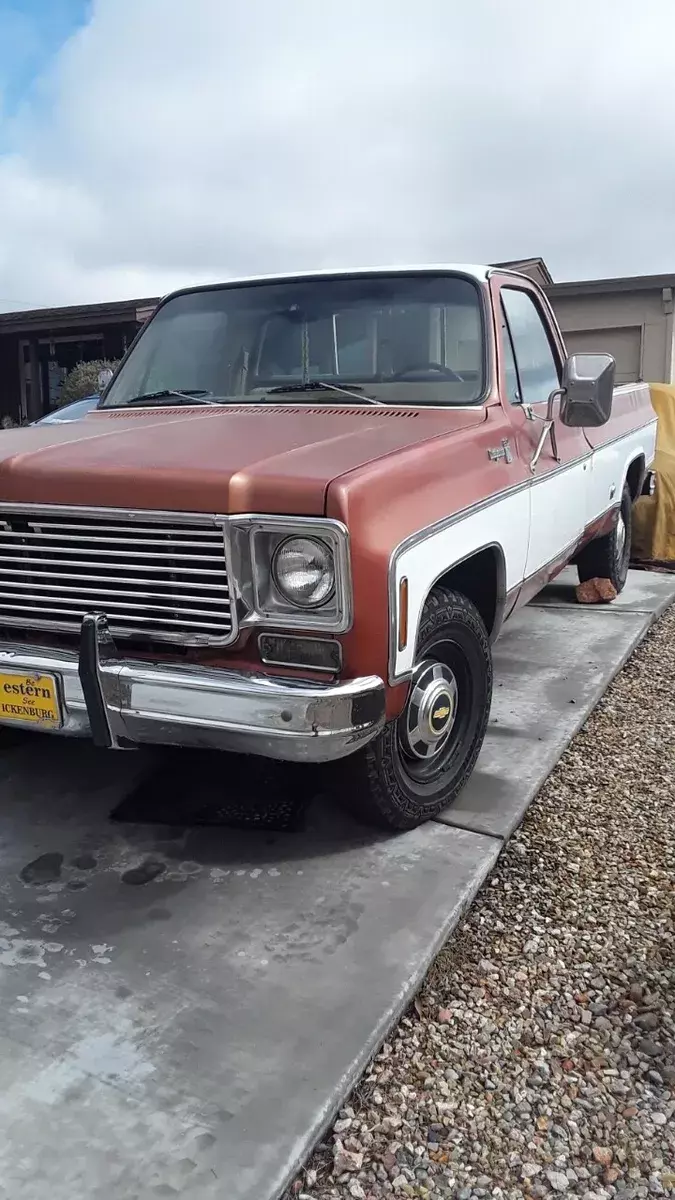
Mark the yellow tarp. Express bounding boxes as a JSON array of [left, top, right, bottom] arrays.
[[632, 383, 675, 564]]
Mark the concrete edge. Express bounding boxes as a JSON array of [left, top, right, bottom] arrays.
[[275, 589, 674, 1198], [273, 837, 500, 1200], [649, 584, 675, 621], [531, 603, 664, 617], [531, 575, 675, 621], [434, 608, 661, 843]]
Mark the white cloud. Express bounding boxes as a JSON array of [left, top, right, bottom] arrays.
[[1, 0, 675, 312]]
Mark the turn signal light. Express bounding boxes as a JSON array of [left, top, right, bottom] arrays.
[[398, 577, 409, 652]]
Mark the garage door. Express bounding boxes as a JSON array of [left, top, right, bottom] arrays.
[[562, 326, 642, 384]]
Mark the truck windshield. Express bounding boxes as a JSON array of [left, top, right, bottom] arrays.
[[102, 273, 486, 409]]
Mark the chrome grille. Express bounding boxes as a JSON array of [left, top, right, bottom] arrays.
[[0, 508, 234, 646]]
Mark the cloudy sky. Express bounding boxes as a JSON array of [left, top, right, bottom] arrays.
[[0, 0, 674, 313]]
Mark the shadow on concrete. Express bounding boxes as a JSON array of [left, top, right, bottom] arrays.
[[112, 746, 396, 869], [1, 730, 388, 877], [111, 748, 321, 831]]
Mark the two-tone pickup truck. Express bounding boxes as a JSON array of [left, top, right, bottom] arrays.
[[0, 266, 657, 829]]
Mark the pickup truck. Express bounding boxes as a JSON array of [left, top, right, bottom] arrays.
[[0, 266, 657, 829]]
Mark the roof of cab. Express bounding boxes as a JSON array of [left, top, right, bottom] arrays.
[[165, 264, 495, 299]]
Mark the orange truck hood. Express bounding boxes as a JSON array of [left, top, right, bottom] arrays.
[[0, 404, 486, 514]]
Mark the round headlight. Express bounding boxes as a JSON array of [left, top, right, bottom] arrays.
[[272, 537, 335, 608]]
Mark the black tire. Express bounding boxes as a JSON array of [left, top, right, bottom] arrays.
[[332, 588, 493, 831], [576, 483, 632, 593]]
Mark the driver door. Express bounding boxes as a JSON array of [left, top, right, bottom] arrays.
[[492, 277, 591, 582]]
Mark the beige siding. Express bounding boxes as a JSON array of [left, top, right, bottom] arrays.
[[550, 290, 675, 384], [563, 326, 641, 384]]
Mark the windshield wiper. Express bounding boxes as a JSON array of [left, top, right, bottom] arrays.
[[124, 389, 216, 407], [265, 380, 383, 406]]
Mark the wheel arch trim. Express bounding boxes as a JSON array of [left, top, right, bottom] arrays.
[[388, 535, 506, 686]]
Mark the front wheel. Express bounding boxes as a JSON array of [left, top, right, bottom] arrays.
[[576, 483, 632, 594], [331, 588, 493, 831]]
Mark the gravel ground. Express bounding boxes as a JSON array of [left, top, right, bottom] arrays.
[[287, 605, 675, 1200]]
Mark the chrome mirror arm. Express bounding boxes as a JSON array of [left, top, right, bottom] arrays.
[[528, 387, 564, 473]]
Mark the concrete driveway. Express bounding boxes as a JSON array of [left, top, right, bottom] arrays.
[[0, 569, 673, 1200]]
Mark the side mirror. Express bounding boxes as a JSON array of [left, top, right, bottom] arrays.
[[97, 367, 114, 393], [559, 353, 615, 428]]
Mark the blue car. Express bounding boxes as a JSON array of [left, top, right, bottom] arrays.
[[35, 394, 100, 425]]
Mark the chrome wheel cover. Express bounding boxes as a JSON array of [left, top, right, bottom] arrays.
[[399, 658, 459, 761], [616, 511, 627, 563]]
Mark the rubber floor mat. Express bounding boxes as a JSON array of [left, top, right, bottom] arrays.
[[110, 749, 320, 832]]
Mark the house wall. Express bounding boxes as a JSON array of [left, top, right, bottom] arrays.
[[548, 288, 675, 384]]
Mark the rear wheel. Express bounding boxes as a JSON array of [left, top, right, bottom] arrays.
[[332, 588, 493, 831], [576, 483, 632, 594]]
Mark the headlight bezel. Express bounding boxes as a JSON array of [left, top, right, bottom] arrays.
[[229, 516, 352, 633]]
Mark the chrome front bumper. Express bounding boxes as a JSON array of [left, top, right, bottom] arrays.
[[0, 616, 385, 763]]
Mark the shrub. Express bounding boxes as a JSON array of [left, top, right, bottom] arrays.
[[59, 359, 118, 406]]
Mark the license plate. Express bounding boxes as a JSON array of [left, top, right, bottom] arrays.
[[0, 671, 62, 729]]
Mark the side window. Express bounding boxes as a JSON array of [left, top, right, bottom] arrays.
[[499, 300, 521, 404], [501, 288, 560, 406]]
